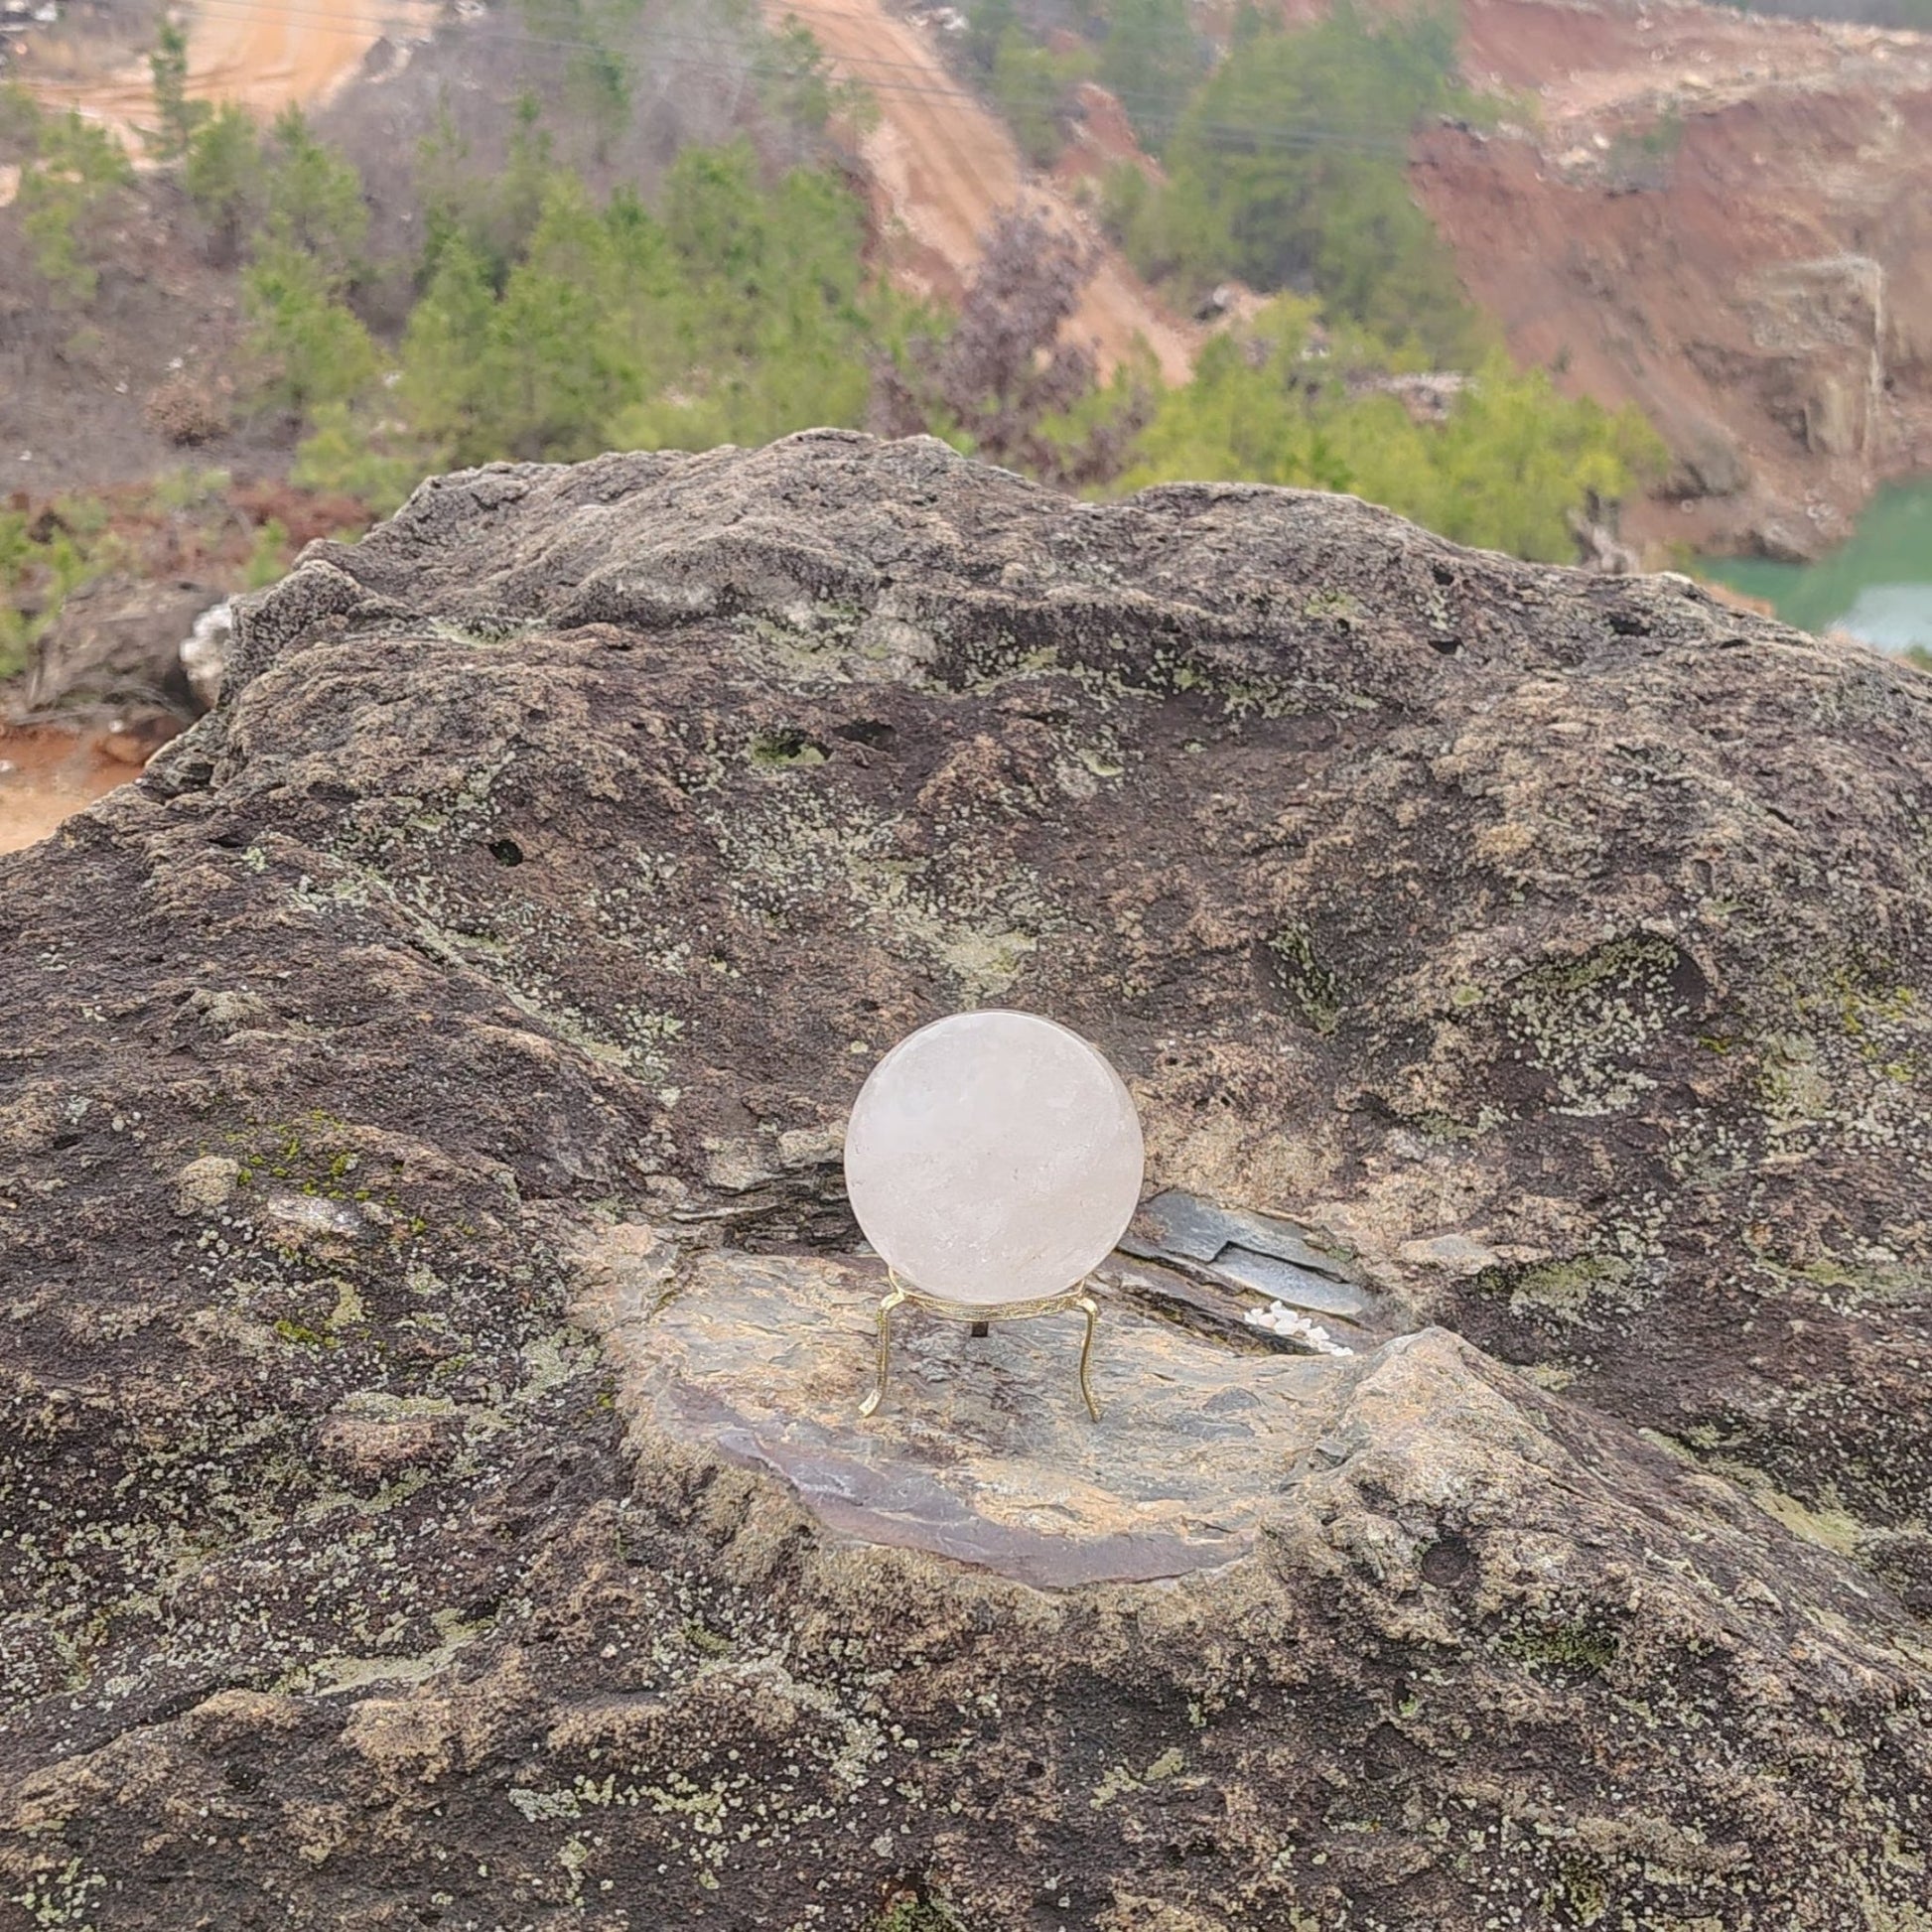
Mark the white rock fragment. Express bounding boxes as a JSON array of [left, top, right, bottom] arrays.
[[180, 600, 232, 710], [1245, 1300, 1355, 1356], [265, 1192, 365, 1237]]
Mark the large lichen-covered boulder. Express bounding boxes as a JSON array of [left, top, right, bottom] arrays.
[[2, 433, 1928, 1929]]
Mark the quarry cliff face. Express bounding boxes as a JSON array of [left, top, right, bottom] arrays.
[[2, 435, 1929, 1928], [1424, 0, 1932, 559]]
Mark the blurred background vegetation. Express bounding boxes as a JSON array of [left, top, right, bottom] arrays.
[[0, 0, 1679, 677]]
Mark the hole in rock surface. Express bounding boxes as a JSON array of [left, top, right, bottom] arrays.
[[749, 726, 830, 765]]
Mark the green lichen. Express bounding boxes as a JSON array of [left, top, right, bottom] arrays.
[[1479, 1251, 1638, 1326], [1302, 589, 1364, 621], [271, 1316, 337, 1348], [12, 1855, 106, 1930], [427, 615, 539, 647], [222, 1112, 432, 1237], [703, 782, 1053, 1003], [1091, 1744, 1186, 1808], [230, 1111, 365, 1199], [682, 1617, 733, 1656], [1757, 1032, 1832, 1131], [1743, 954, 1930, 1153], [1269, 924, 1343, 1034], [1497, 1619, 1619, 1676], [1543, 1858, 1611, 1926], [1859, 1888, 1932, 1931], [872, 1897, 966, 1932], [1685, 1454, 1869, 1559], [1506, 934, 1686, 1114]]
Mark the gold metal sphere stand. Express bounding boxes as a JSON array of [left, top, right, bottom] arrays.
[[860, 1270, 1101, 1422]]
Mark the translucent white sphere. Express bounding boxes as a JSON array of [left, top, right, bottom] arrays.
[[844, 1010, 1145, 1307]]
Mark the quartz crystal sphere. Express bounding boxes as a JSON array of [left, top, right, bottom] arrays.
[[844, 1010, 1145, 1307]]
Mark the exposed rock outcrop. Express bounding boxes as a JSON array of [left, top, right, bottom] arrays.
[[1743, 253, 1888, 461], [1424, 0, 1932, 559], [9, 573, 210, 721], [2, 435, 1929, 1928]]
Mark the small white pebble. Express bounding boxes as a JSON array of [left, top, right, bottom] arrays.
[[1245, 1299, 1354, 1356]]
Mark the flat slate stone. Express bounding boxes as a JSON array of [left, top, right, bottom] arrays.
[[579, 1232, 1363, 1588], [1137, 1189, 1362, 1283], [1207, 1247, 1378, 1322]]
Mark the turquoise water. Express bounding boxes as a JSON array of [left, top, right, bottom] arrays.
[[1702, 480, 1932, 657]]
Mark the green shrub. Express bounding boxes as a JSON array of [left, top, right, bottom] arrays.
[[1128, 302, 1668, 562], [15, 110, 133, 306], [291, 404, 429, 517], [0, 79, 44, 162], [1095, 0, 1203, 154], [242, 237, 380, 413], [147, 21, 211, 163], [517, 0, 632, 163], [180, 66, 1679, 576], [1105, 3, 1487, 363], [261, 105, 368, 285], [0, 495, 117, 674], [242, 519, 293, 590], [184, 102, 264, 263], [388, 139, 888, 472], [988, 30, 1095, 167]]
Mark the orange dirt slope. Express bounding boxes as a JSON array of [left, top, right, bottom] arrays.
[[0, 725, 138, 856], [768, 0, 1198, 383], [20, 0, 436, 142]]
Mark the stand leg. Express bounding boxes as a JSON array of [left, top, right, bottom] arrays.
[[1075, 1294, 1101, 1422], [860, 1283, 906, 1419]]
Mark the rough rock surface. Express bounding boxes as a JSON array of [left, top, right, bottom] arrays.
[[2, 433, 1930, 1929]]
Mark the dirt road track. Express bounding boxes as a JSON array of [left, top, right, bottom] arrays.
[[22, 0, 427, 140], [768, 0, 1197, 383]]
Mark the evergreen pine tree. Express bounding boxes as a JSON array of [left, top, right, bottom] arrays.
[[184, 103, 264, 265], [147, 22, 210, 163]]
